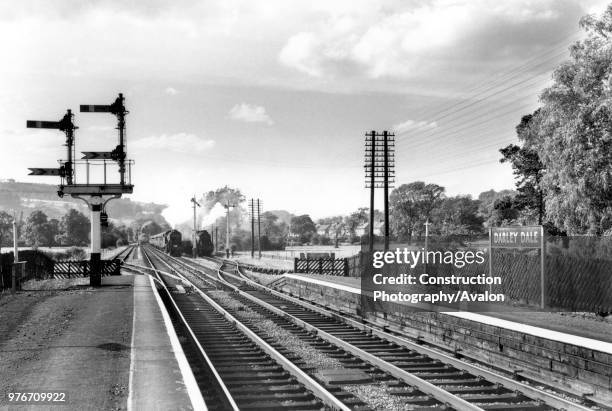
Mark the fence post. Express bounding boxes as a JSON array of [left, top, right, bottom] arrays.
[[318, 259, 323, 274], [306, 258, 310, 273], [11, 264, 16, 294], [344, 258, 349, 277], [294, 258, 297, 273]]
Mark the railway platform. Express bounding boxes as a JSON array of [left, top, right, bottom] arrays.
[[254, 271, 612, 403], [0, 272, 202, 410], [129, 273, 204, 411]]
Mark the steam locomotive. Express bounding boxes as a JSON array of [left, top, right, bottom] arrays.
[[195, 230, 214, 257], [150, 229, 214, 258], [150, 230, 183, 256]]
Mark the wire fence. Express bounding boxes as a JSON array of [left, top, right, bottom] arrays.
[[360, 235, 612, 313]]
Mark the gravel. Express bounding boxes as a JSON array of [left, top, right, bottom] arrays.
[[20, 277, 90, 291], [207, 291, 344, 370], [191, 257, 222, 271], [176, 262, 419, 410], [342, 382, 415, 411]]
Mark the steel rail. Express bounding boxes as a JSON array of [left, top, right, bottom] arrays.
[[195, 257, 592, 411], [145, 247, 351, 411], [139, 248, 239, 411], [171, 256, 479, 409], [213, 264, 483, 411]]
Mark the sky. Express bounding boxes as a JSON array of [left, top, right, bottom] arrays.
[[1, 0, 609, 226]]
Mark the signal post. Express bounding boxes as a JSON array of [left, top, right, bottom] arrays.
[[27, 93, 134, 286]]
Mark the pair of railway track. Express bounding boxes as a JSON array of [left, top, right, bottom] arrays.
[[125, 246, 594, 410], [110, 245, 135, 262]]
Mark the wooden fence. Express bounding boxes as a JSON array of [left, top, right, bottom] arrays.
[[53, 260, 122, 278], [294, 257, 348, 276]]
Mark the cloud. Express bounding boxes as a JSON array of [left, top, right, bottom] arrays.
[[393, 119, 438, 134], [165, 86, 178, 95], [131, 132, 214, 153], [278, 0, 588, 81], [227, 103, 274, 125]]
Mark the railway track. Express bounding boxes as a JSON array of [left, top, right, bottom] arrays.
[[130, 246, 354, 410], [112, 245, 135, 262], [190, 255, 594, 411], [126, 248, 594, 410]]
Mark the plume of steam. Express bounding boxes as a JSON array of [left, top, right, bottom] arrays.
[[200, 202, 226, 228]]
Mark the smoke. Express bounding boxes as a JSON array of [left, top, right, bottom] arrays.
[[200, 202, 226, 228]]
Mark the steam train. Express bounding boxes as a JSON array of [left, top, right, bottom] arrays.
[[150, 230, 183, 256], [195, 230, 214, 257], [149, 229, 214, 257]]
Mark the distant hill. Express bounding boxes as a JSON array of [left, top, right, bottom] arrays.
[[0, 179, 169, 226]]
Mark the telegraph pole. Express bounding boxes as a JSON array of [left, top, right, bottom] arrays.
[[364, 130, 395, 252], [191, 196, 201, 258], [249, 199, 255, 258], [215, 226, 218, 254], [210, 225, 215, 250], [12, 211, 19, 263], [424, 218, 430, 272], [368, 131, 375, 252], [257, 199, 262, 258], [383, 130, 390, 251], [223, 201, 236, 258]]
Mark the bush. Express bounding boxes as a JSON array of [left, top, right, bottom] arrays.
[[49, 246, 87, 261]]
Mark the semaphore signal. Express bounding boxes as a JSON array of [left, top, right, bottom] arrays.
[[26, 93, 134, 287], [27, 109, 76, 185]]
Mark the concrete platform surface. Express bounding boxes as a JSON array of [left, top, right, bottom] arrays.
[[0, 274, 202, 410], [278, 272, 612, 350]]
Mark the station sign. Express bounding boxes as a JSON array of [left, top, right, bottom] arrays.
[[490, 226, 543, 249]]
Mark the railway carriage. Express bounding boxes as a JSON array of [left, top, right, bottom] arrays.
[[150, 229, 183, 256]]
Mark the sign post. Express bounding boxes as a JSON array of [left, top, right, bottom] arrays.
[[490, 225, 546, 309]]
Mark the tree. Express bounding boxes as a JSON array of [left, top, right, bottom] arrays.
[[534, 6, 612, 233], [24, 210, 55, 246], [434, 196, 484, 235], [489, 196, 520, 226], [290, 215, 317, 244], [500, 111, 546, 224], [140, 220, 163, 236], [390, 182, 445, 241], [259, 211, 288, 249], [0, 211, 14, 247], [477, 189, 516, 226], [344, 208, 369, 240], [60, 209, 90, 246]]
